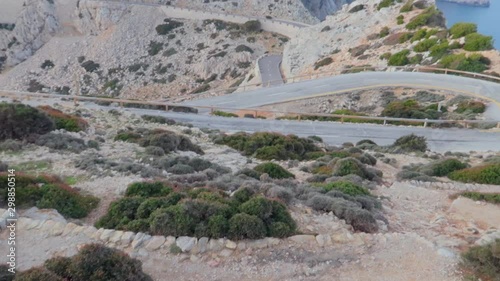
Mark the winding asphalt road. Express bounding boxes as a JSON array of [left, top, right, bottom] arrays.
[[184, 71, 500, 110], [258, 55, 285, 87]]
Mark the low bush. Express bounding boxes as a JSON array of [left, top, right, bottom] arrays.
[[332, 158, 376, 180], [448, 164, 500, 185], [314, 57, 333, 70], [0, 139, 23, 152], [419, 158, 467, 176], [156, 19, 183, 35], [322, 181, 371, 196], [212, 110, 238, 117], [377, 0, 394, 10], [141, 115, 175, 125], [461, 239, 500, 280], [242, 20, 261, 33], [0, 103, 54, 141], [439, 53, 490, 73], [254, 163, 295, 179], [34, 133, 88, 153], [460, 191, 500, 204], [228, 213, 267, 239], [382, 99, 442, 119], [405, 7, 442, 30], [379, 27, 390, 38], [115, 128, 203, 155], [463, 33, 493, 51], [388, 50, 410, 66], [392, 134, 427, 152], [413, 38, 439, 52], [455, 100, 486, 114], [216, 132, 320, 160], [349, 4, 365, 13], [449, 22, 477, 38], [0, 173, 98, 218], [38, 106, 88, 132], [235, 44, 253, 53], [125, 181, 173, 197], [400, 0, 413, 12]]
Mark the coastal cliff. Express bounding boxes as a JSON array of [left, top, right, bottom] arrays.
[[437, 0, 489, 7]]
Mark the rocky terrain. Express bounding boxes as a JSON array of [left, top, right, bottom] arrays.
[[437, 0, 490, 7], [0, 99, 499, 280]]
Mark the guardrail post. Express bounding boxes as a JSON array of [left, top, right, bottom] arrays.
[[424, 118, 428, 128], [254, 110, 258, 117], [383, 118, 387, 126], [497, 122, 500, 129], [210, 107, 214, 115], [298, 115, 301, 121], [445, 69, 448, 75], [120, 101, 123, 108], [341, 116, 344, 124]]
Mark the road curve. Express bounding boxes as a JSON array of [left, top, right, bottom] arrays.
[[258, 55, 284, 87], [183, 71, 500, 110]]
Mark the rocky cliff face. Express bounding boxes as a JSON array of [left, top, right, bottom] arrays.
[[301, 0, 351, 20], [0, 0, 59, 68]]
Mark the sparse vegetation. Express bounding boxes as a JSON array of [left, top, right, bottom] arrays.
[[449, 22, 477, 39], [392, 134, 427, 152], [463, 33, 494, 51], [254, 162, 295, 179], [314, 57, 333, 70], [156, 19, 184, 35], [405, 7, 442, 30], [38, 106, 88, 132], [448, 164, 500, 185], [461, 239, 500, 280], [459, 192, 500, 204], [388, 50, 410, 66], [0, 103, 55, 141], [212, 111, 238, 117]]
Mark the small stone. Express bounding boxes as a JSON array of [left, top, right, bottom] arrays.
[[62, 223, 78, 236], [176, 236, 197, 252], [132, 233, 147, 249], [121, 231, 135, 245], [265, 237, 280, 246], [208, 238, 224, 251], [289, 235, 316, 244], [247, 239, 268, 249], [51, 222, 66, 236], [145, 236, 166, 251], [100, 229, 115, 242], [316, 234, 332, 247], [237, 242, 246, 250], [164, 236, 176, 247], [197, 237, 209, 253], [225, 240, 237, 249], [190, 255, 200, 262], [71, 225, 86, 235], [219, 249, 233, 257], [109, 230, 124, 243], [92, 228, 105, 240], [207, 259, 220, 267]]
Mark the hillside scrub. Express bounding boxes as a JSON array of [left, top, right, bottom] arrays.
[[96, 181, 297, 240], [0, 103, 55, 141], [38, 106, 88, 132], [463, 33, 494, 51], [392, 134, 427, 152], [448, 164, 500, 185], [419, 158, 468, 177], [381, 99, 443, 119], [115, 128, 203, 155], [449, 22, 477, 38], [461, 239, 500, 280], [314, 57, 333, 70], [13, 244, 152, 281], [215, 132, 320, 160], [0, 173, 98, 218], [455, 100, 486, 114], [439, 53, 490, 73], [321, 181, 371, 196], [212, 110, 238, 117], [405, 7, 443, 30], [459, 192, 500, 204], [253, 163, 295, 179], [388, 50, 410, 66]]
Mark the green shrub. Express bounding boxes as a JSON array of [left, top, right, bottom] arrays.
[[0, 103, 54, 141], [0, 174, 98, 219], [397, 15, 404, 25], [37, 184, 99, 219], [95, 197, 146, 229], [269, 221, 293, 238], [233, 187, 255, 203], [156, 19, 183, 35], [349, 4, 365, 13], [377, 0, 394, 10], [400, 0, 413, 12], [253, 162, 295, 179], [228, 213, 267, 240], [235, 44, 253, 53], [212, 110, 238, 117], [332, 158, 369, 179], [461, 239, 500, 280], [413, 38, 438, 52], [399, 32, 413, 43], [44, 257, 72, 279], [393, 134, 427, 152], [382, 99, 441, 119], [411, 29, 427, 41], [148, 41, 163, 56], [460, 192, 500, 204], [125, 181, 172, 197], [379, 26, 390, 37], [440, 53, 489, 73], [150, 204, 195, 237], [243, 20, 261, 32], [388, 50, 410, 66], [429, 41, 450, 58], [322, 181, 371, 196], [405, 7, 440, 30], [218, 132, 319, 160], [136, 197, 178, 219], [314, 57, 333, 70], [38, 106, 88, 132], [455, 100, 486, 114], [239, 196, 273, 220], [463, 33, 494, 51], [449, 22, 477, 38], [420, 158, 467, 176], [448, 164, 500, 185]]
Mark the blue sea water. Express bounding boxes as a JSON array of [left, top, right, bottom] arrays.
[[436, 0, 500, 49]]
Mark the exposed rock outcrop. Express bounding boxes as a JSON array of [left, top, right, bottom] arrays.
[[302, 0, 351, 20], [437, 0, 489, 7]]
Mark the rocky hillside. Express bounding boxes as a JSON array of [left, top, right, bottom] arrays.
[[0, 0, 289, 99]]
